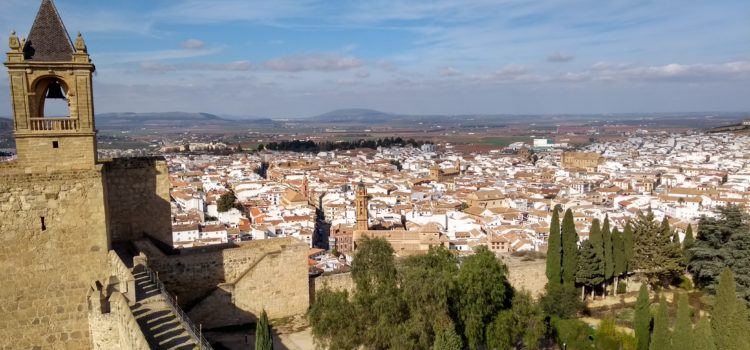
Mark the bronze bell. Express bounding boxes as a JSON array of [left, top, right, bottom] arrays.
[[46, 80, 66, 99]]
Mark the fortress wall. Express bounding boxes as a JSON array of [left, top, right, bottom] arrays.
[[135, 237, 310, 319], [88, 291, 150, 350], [189, 243, 310, 329], [0, 168, 110, 350], [310, 272, 355, 303], [232, 243, 310, 319], [104, 157, 172, 245]]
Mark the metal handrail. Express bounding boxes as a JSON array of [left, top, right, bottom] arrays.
[[142, 265, 213, 350]]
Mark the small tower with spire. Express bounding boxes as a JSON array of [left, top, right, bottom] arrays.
[[5, 0, 97, 172], [355, 181, 369, 231]]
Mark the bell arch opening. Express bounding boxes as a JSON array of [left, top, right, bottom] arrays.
[[29, 77, 78, 131], [39, 79, 70, 118]]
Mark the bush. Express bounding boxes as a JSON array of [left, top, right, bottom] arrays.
[[617, 281, 627, 294], [540, 284, 584, 319], [551, 317, 593, 350], [678, 276, 693, 290]]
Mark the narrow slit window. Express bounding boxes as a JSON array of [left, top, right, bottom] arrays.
[[41, 217, 46, 231], [52, 141, 59, 148]]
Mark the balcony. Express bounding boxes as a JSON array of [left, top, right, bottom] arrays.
[[29, 118, 79, 131]]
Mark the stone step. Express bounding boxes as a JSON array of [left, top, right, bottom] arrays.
[[129, 266, 203, 350]]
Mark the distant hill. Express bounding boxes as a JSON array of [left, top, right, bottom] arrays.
[[96, 112, 279, 130], [310, 109, 398, 123], [0, 117, 12, 131]]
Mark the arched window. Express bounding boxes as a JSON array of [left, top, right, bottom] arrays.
[[41, 79, 69, 118]]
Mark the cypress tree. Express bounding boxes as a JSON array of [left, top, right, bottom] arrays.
[[660, 217, 672, 244], [546, 208, 562, 286], [589, 218, 602, 252], [712, 268, 750, 350], [671, 294, 693, 350], [561, 209, 579, 286], [576, 240, 604, 299], [587, 218, 604, 295], [650, 299, 670, 350], [255, 309, 273, 350], [612, 227, 626, 293], [683, 224, 694, 249], [692, 317, 716, 350], [623, 221, 634, 273], [634, 284, 652, 350], [602, 216, 615, 291]]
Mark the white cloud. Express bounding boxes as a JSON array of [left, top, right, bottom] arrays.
[[264, 53, 364, 72], [140, 60, 254, 73], [181, 39, 205, 50], [440, 67, 462, 77], [547, 52, 574, 63]]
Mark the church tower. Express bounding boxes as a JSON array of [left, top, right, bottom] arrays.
[[355, 181, 369, 231], [5, 0, 97, 172], [0, 2, 111, 348]]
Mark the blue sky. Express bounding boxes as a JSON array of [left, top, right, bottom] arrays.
[[1, 0, 749, 117]]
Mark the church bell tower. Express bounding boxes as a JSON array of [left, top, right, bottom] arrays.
[[355, 181, 369, 231], [5, 0, 97, 172]]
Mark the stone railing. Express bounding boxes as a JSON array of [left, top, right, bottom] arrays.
[[110, 292, 151, 350], [108, 250, 136, 304], [29, 118, 78, 131]]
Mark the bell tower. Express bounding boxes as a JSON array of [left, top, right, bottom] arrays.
[[355, 181, 369, 231], [5, 0, 97, 172]]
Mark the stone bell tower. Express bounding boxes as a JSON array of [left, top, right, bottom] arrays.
[[355, 181, 369, 231], [5, 0, 97, 172]]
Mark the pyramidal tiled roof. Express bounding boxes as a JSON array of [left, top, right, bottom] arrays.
[[23, 0, 75, 61]]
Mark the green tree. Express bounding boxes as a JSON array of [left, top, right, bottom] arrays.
[[433, 322, 463, 350], [692, 317, 716, 350], [688, 206, 750, 307], [539, 283, 584, 320], [486, 291, 544, 350], [217, 191, 238, 212], [595, 316, 637, 350], [546, 208, 562, 286], [603, 216, 615, 293], [649, 299, 670, 350], [634, 284, 652, 350], [309, 290, 361, 350], [711, 268, 750, 350], [623, 221, 635, 273], [255, 310, 273, 350], [400, 246, 458, 349], [632, 211, 682, 287], [351, 237, 406, 349], [671, 294, 693, 350], [613, 227, 627, 290], [454, 246, 512, 350], [576, 240, 604, 298], [561, 209, 579, 286], [486, 311, 513, 350], [683, 224, 695, 249]]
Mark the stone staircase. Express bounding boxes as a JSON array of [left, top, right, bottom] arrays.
[[130, 266, 209, 350]]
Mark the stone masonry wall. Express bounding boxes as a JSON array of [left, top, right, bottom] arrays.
[[14, 135, 98, 173], [310, 272, 355, 304], [135, 237, 310, 328], [88, 291, 149, 350], [0, 168, 110, 350], [104, 157, 172, 245]]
